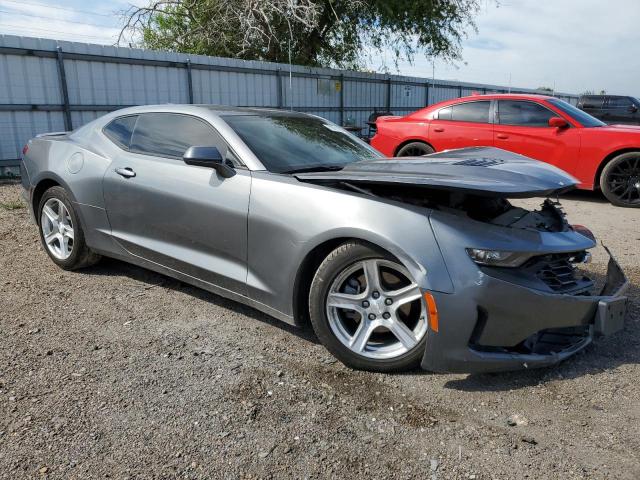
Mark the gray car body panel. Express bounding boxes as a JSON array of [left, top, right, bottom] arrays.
[[20, 104, 628, 373]]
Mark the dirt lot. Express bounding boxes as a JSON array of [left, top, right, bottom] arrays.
[[1, 182, 639, 479]]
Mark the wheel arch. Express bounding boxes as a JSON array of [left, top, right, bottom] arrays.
[[31, 173, 83, 226], [32, 177, 62, 225], [393, 139, 435, 157], [292, 237, 403, 327], [595, 148, 640, 190]]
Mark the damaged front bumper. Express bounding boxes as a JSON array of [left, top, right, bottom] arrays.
[[421, 249, 628, 373]]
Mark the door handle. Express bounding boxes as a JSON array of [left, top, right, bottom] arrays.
[[115, 167, 136, 178], [433, 127, 445, 132], [496, 134, 509, 140]]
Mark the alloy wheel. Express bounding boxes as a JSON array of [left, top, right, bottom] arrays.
[[606, 155, 640, 205], [41, 198, 74, 260], [325, 259, 427, 359]]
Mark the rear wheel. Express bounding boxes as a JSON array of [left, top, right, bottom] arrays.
[[309, 242, 428, 372], [396, 142, 435, 157], [600, 152, 640, 207], [38, 186, 101, 269]]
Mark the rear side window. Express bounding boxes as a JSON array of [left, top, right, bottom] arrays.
[[450, 101, 490, 123], [130, 113, 227, 159], [103, 115, 137, 149], [580, 96, 604, 108], [497, 100, 555, 127], [607, 97, 633, 108]]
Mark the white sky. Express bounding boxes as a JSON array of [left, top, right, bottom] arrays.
[[1, 0, 638, 96], [383, 0, 640, 96]]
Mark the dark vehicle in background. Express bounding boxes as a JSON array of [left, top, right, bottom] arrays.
[[577, 95, 640, 125]]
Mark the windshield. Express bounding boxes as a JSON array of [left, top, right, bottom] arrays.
[[547, 98, 606, 127], [221, 114, 381, 173]]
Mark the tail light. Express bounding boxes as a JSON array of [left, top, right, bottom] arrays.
[[22, 144, 29, 156]]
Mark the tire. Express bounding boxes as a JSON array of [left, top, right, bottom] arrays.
[[309, 242, 428, 372], [38, 186, 101, 270], [396, 142, 435, 157], [600, 152, 640, 207]]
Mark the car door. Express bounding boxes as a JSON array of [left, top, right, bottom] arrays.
[[494, 100, 581, 174], [102, 112, 251, 294], [428, 100, 493, 151]]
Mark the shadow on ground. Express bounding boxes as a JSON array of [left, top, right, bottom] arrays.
[[82, 256, 320, 345], [560, 189, 609, 204]]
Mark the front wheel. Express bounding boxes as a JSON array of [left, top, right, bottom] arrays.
[[309, 242, 428, 372], [38, 186, 101, 269], [600, 152, 640, 207]]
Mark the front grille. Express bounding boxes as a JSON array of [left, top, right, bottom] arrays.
[[528, 252, 592, 293], [536, 255, 578, 291]]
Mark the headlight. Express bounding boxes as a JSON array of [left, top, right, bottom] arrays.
[[466, 248, 533, 268]]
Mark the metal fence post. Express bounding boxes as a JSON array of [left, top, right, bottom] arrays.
[[186, 59, 194, 104], [339, 74, 344, 125], [458, 85, 463, 98], [56, 46, 72, 131], [386, 77, 392, 112], [425, 82, 430, 106], [276, 68, 283, 109]]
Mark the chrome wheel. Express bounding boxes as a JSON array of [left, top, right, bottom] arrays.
[[326, 259, 427, 360], [41, 198, 74, 260]]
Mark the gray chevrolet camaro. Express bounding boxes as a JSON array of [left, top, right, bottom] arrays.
[[20, 105, 629, 373]]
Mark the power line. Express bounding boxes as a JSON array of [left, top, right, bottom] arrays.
[[0, 0, 115, 18], [0, 9, 117, 29], [0, 23, 117, 41]]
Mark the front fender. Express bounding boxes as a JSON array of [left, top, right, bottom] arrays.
[[294, 224, 454, 296]]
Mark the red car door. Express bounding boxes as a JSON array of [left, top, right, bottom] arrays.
[[428, 100, 494, 151], [494, 100, 581, 175]]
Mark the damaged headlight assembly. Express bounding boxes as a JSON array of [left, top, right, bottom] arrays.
[[466, 248, 593, 268], [466, 248, 534, 268]]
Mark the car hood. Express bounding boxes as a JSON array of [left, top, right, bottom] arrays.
[[294, 147, 578, 198]]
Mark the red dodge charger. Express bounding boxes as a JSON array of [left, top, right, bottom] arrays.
[[370, 94, 640, 207]]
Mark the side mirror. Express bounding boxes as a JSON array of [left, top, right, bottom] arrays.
[[548, 117, 569, 129], [627, 105, 638, 113], [183, 146, 236, 178]]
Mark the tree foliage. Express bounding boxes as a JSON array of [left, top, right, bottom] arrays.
[[119, 0, 483, 69]]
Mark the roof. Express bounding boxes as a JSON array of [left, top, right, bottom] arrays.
[[108, 104, 310, 117], [464, 93, 555, 101]]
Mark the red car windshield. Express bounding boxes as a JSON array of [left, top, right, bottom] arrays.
[[547, 99, 606, 128]]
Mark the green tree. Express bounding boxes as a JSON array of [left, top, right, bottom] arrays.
[[120, 0, 483, 69]]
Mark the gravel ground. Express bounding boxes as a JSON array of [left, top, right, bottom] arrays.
[[1, 182, 639, 479]]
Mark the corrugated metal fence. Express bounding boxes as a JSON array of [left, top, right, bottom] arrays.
[[0, 34, 579, 176]]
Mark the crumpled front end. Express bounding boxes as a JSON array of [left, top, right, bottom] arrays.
[[420, 204, 628, 374]]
